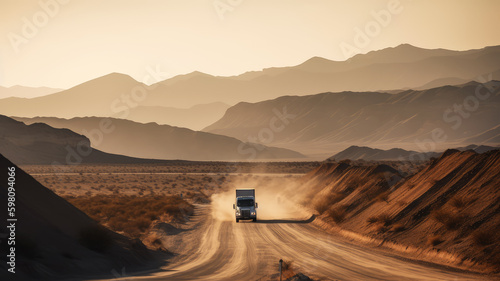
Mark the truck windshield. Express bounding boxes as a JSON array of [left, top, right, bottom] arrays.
[[237, 199, 254, 207]]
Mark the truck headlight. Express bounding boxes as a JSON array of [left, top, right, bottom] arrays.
[[236, 211, 240, 215], [251, 211, 256, 215]]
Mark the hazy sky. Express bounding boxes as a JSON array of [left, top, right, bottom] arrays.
[[1, 0, 499, 88]]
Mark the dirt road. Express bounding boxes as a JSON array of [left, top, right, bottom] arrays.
[[101, 203, 487, 281]]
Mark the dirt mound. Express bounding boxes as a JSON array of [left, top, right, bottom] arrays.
[[300, 149, 500, 273], [0, 154, 160, 280]]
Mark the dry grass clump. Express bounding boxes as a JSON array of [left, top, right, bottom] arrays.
[[280, 260, 297, 280], [472, 230, 494, 246], [66, 195, 194, 238], [390, 223, 405, 232], [367, 213, 393, 233], [315, 200, 330, 215], [375, 224, 388, 233], [377, 213, 392, 226], [449, 196, 468, 209], [143, 232, 167, 251], [432, 209, 466, 230], [427, 235, 443, 246], [327, 205, 348, 224], [367, 216, 379, 224], [315, 192, 346, 214]]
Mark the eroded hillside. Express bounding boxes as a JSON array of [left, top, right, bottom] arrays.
[[297, 149, 500, 272]]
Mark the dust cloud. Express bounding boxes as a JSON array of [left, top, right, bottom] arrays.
[[211, 174, 309, 221]]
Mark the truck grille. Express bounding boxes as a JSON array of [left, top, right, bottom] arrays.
[[241, 210, 250, 217]]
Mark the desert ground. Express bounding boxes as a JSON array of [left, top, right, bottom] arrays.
[[19, 159, 497, 281]]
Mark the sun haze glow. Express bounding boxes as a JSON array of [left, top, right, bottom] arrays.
[[1, 0, 499, 88]]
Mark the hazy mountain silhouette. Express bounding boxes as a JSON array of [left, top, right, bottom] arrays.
[[204, 81, 500, 155], [0, 73, 140, 118], [1, 44, 499, 120], [414, 77, 468, 90], [328, 146, 440, 161], [127, 102, 230, 130], [454, 144, 500, 153], [328, 144, 498, 162], [13, 116, 305, 161], [143, 44, 500, 107], [0, 73, 231, 130], [0, 85, 63, 98]]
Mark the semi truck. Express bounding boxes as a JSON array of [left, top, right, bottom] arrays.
[[233, 189, 258, 222]]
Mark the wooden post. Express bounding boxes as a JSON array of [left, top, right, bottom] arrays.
[[279, 259, 283, 281]]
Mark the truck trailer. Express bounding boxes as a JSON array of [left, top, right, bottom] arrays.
[[233, 189, 258, 222]]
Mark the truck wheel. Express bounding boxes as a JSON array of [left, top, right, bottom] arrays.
[[253, 218, 257, 222], [236, 218, 239, 223]]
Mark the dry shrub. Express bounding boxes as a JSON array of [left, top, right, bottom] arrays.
[[327, 205, 347, 224], [280, 260, 296, 280], [150, 235, 163, 247], [367, 213, 393, 234], [432, 209, 465, 230], [427, 235, 443, 246], [66, 195, 194, 238], [449, 196, 468, 209], [473, 230, 494, 246], [314, 192, 346, 215], [315, 199, 330, 215], [366, 213, 392, 226], [143, 232, 165, 250], [282, 260, 293, 271], [375, 224, 388, 233], [378, 213, 392, 226], [390, 223, 405, 232], [367, 216, 379, 224]]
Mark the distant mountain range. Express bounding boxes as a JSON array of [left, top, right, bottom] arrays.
[[143, 44, 500, 107], [328, 146, 440, 162], [0, 74, 230, 130], [0, 115, 173, 165], [126, 102, 230, 131], [328, 144, 498, 161], [13, 116, 305, 161], [204, 81, 500, 155], [1, 44, 499, 130]]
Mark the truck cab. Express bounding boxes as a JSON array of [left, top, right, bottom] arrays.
[[233, 189, 258, 222]]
